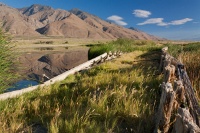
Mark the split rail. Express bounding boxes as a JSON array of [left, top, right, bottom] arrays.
[[154, 47, 200, 133]]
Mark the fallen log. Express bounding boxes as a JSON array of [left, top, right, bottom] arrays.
[[0, 53, 108, 100]]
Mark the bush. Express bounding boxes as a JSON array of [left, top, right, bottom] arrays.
[[34, 41, 54, 44], [0, 30, 18, 92], [35, 47, 54, 51], [64, 41, 68, 44]]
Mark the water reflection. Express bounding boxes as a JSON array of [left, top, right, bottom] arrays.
[[6, 80, 39, 92]]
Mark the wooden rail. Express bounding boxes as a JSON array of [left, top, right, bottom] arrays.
[[154, 47, 200, 133], [0, 51, 122, 100]]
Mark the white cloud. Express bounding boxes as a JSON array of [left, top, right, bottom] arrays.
[[137, 18, 164, 25], [107, 15, 127, 26], [137, 18, 193, 26], [133, 9, 151, 18], [114, 20, 128, 26], [107, 15, 123, 21], [157, 22, 169, 26], [169, 18, 193, 25]]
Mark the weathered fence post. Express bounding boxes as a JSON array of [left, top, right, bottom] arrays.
[[154, 83, 175, 133], [155, 47, 200, 133], [172, 108, 200, 133]]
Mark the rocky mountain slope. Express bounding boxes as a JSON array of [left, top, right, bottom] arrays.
[[0, 3, 40, 36], [0, 3, 162, 40]]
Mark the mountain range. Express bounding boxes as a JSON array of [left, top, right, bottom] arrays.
[[0, 3, 162, 40]]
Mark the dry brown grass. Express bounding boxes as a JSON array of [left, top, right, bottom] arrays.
[[178, 52, 200, 97]]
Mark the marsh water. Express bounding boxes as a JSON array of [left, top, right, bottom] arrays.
[[6, 80, 39, 92]]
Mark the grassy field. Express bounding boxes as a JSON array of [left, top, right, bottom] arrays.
[[0, 38, 199, 132], [0, 39, 163, 133]]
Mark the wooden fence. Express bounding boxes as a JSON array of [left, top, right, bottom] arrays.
[[0, 51, 122, 100], [154, 47, 200, 133]]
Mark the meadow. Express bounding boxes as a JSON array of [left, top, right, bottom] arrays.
[[0, 36, 199, 132]]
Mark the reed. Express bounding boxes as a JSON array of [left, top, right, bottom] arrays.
[[0, 29, 19, 93]]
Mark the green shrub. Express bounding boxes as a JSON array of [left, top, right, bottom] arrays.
[[35, 47, 54, 51], [0, 30, 18, 92], [64, 41, 69, 44], [34, 41, 54, 44]]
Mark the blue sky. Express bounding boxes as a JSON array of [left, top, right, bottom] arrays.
[[1, 0, 200, 40]]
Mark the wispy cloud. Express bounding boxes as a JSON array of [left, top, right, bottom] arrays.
[[169, 18, 193, 25], [137, 18, 164, 25], [137, 18, 193, 26], [133, 9, 151, 18], [107, 15, 127, 26]]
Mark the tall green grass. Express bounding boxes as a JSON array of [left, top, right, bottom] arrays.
[[88, 38, 161, 59], [164, 42, 200, 57], [0, 29, 18, 93], [0, 51, 162, 133]]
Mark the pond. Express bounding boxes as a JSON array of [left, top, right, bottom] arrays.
[[6, 80, 39, 92]]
